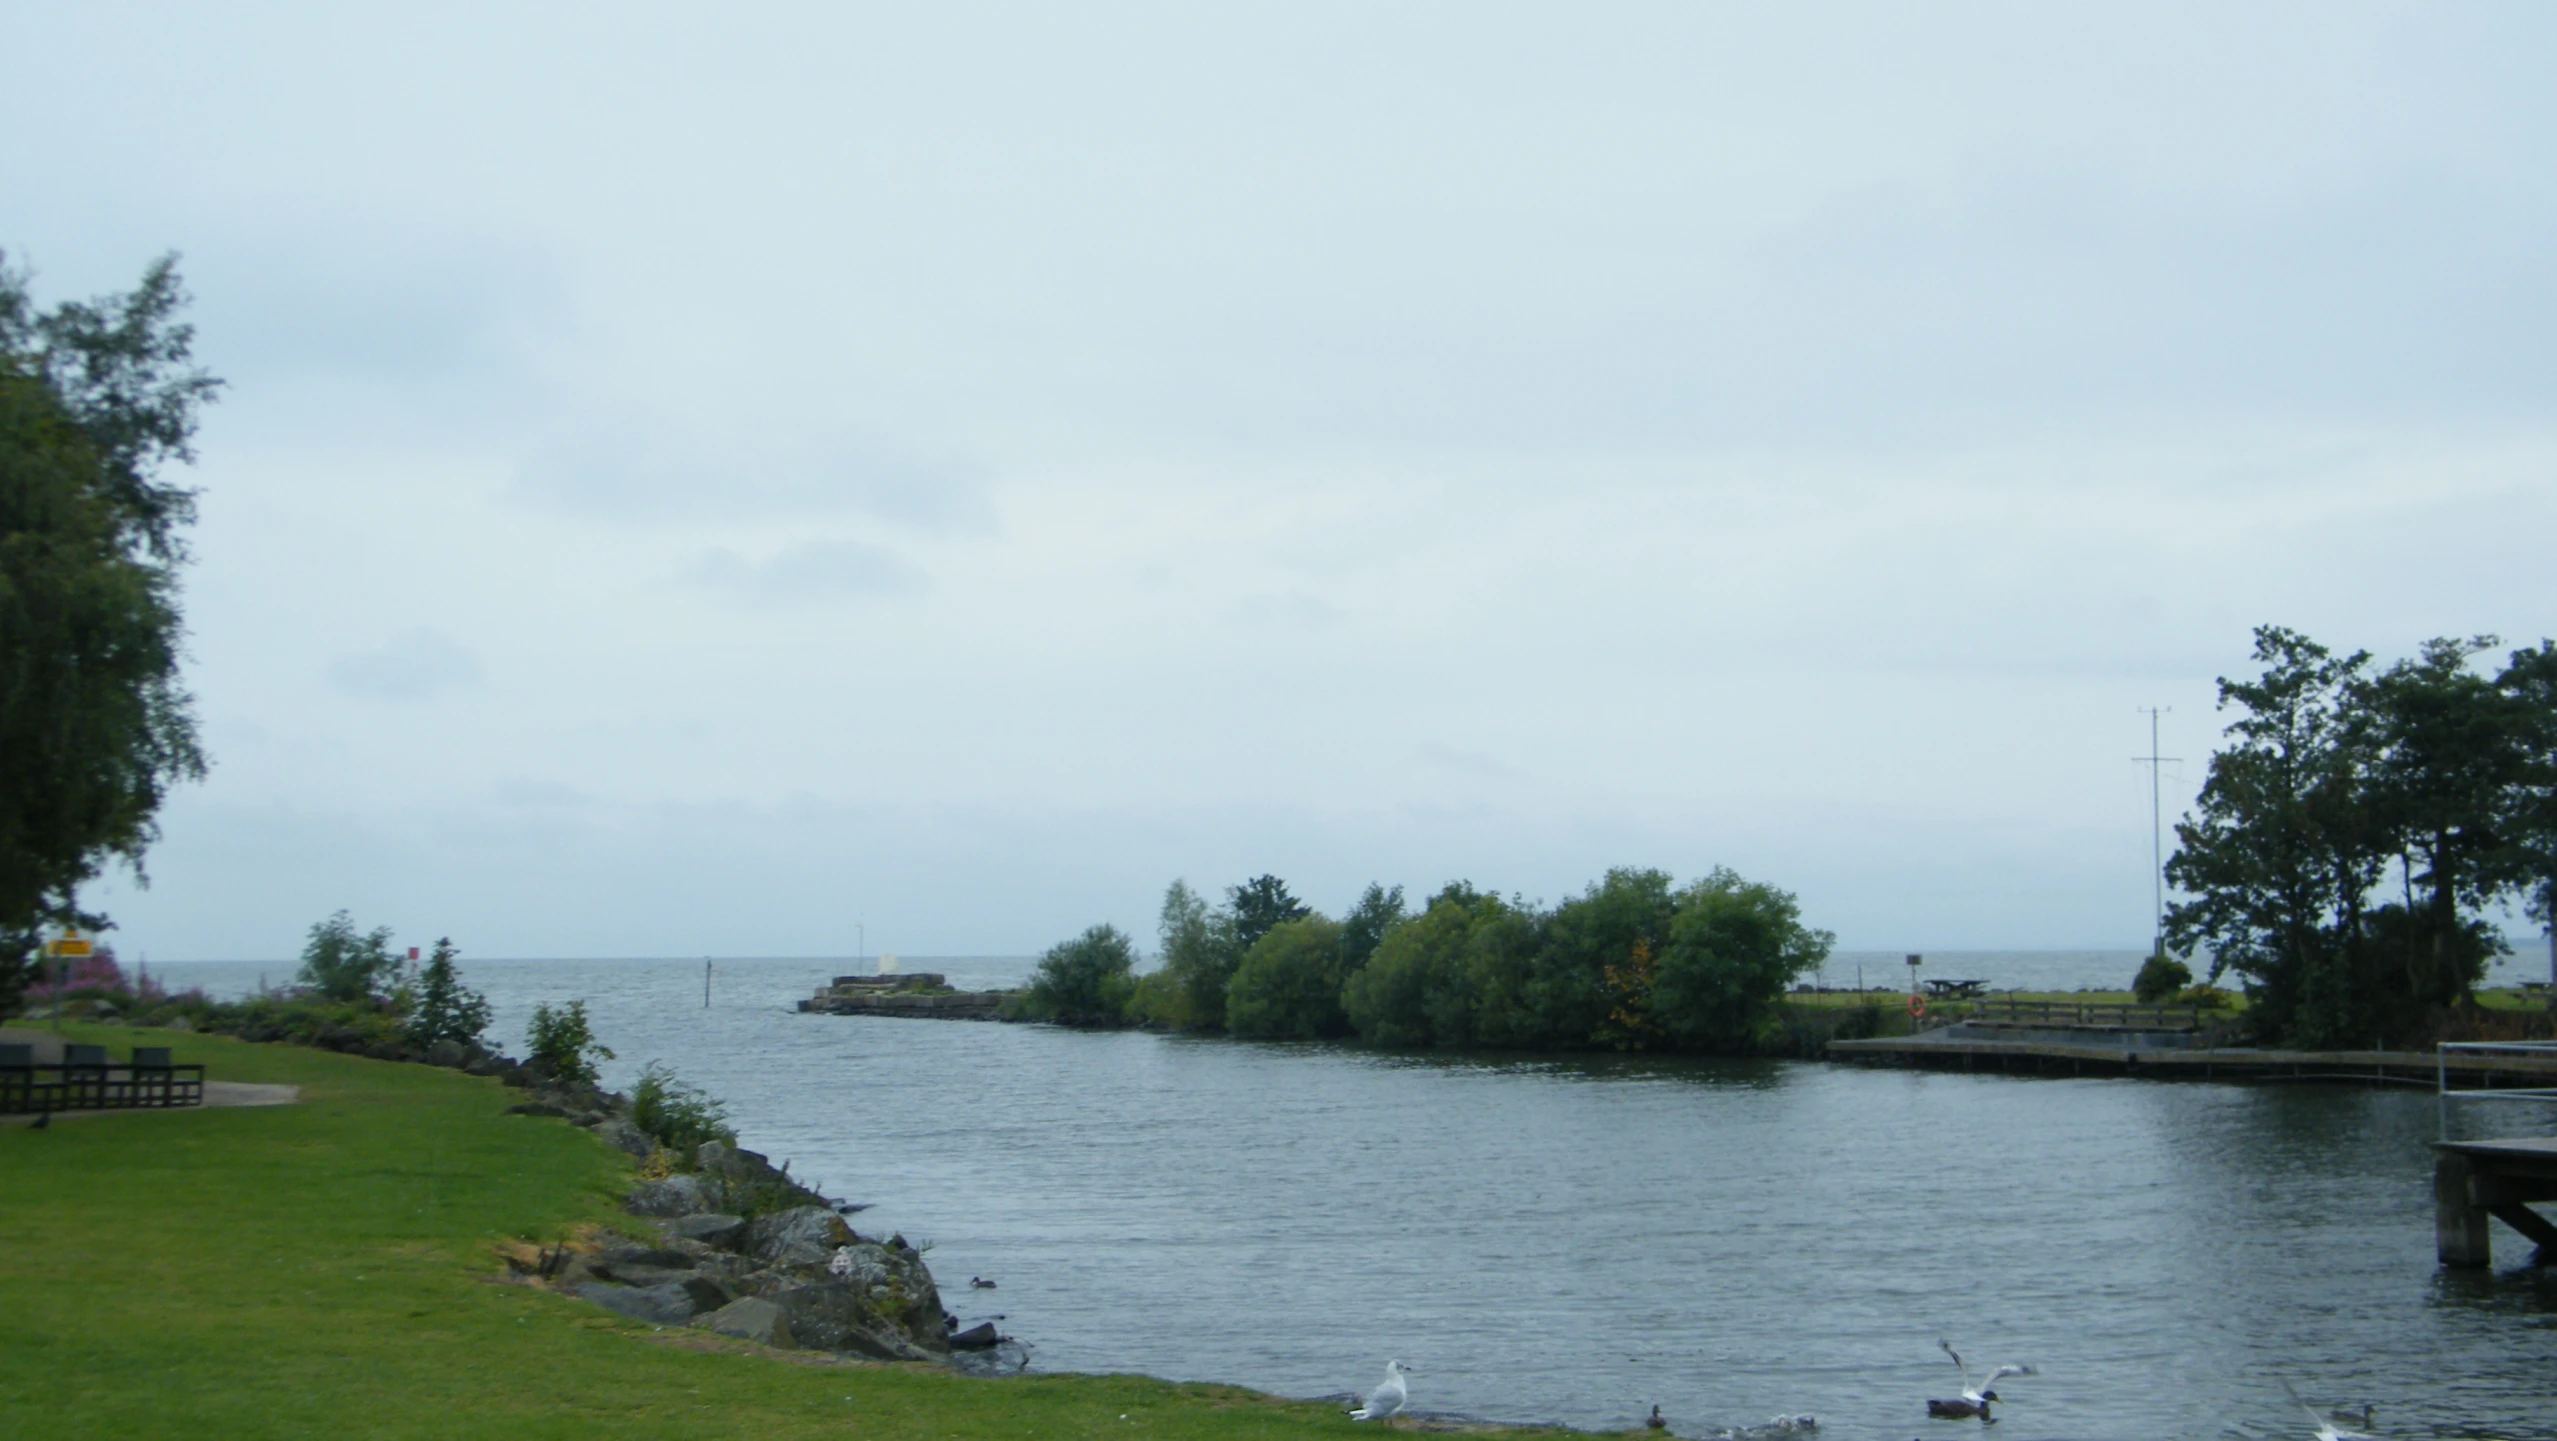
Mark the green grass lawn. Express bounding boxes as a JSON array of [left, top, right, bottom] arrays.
[[1, 1024, 1585, 1439]]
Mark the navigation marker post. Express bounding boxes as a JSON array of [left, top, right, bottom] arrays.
[[44, 928, 91, 1035]]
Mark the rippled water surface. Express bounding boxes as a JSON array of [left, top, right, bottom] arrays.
[[154, 955, 2557, 1440]]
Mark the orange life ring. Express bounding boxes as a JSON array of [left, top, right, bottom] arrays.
[[1907, 994, 1927, 1019]]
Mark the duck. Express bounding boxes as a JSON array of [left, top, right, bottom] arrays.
[[1647, 1403, 1666, 1430], [1349, 1360, 1410, 1422], [1929, 1340, 2034, 1422], [969, 1276, 996, 1289], [2281, 1381, 2373, 1441]]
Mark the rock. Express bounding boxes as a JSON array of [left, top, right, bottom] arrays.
[[164, 1016, 193, 1033], [626, 1174, 719, 1218], [742, 1206, 854, 1268], [698, 1295, 793, 1347], [771, 1281, 943, 1361], [463, 1055, 505, 1077], [681, 1275, 735, 1313], [670, 1212, 748, 1247], [594, 1116, 655, 1158], [425, 1039, 471, 1069], [948, 1322, 1001, 1349], [506, 1101, 570, 1119], [575, 1280, 700, 1326]]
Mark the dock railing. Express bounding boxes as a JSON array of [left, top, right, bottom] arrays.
[[1967, 996, 2220, 1031], [2437, 1039, 2557, 1141]]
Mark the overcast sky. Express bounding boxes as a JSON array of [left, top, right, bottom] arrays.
[[9, 2, 2553, 961]]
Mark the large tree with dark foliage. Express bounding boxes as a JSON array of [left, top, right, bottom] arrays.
[[2165, 626, 2557, 1046], [1, 253, 217, 1015]]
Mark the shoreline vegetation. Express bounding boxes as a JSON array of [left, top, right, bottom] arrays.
[[1012, 868, 1839, 1056], [1006, 868, 2555, 1058]]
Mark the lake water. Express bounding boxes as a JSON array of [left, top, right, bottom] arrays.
[[149, 954, 2557, 1440]]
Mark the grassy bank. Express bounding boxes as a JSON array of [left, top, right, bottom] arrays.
[[0, 1024, 1585, 1439]]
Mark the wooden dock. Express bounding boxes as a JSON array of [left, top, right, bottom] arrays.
[[1827, 1028, 2557, 1088], [2435, 1138, 2557, 1267]]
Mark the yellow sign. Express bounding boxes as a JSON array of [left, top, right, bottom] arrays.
[[47, 934, 92, 959]]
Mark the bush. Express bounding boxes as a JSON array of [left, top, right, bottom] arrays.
[[403, 937, 491, 1049], [630, 1062, 735, 1157], [297, 910, 397, 1003], [1225, 915, 1350, 1039], [525, 999, 613, 1086], [1017, 924, 1138, 1025], [1649, 868, 1833, 1051], [2133, 952, 2193, 1003]]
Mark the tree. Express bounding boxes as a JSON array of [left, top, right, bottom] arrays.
[[404, 937, 493, 1049], [2356, 636, 2536, 1012], [1225, 914, 1351, 1040], [526, 999, 613, 1086], [1650, 868, 1832, 1050], [1148, 879, 1236, 1030], [2164, 626, 2557, 1046], [1227, 875, 1310, 955], [1019, 924, 1139, 1026], [2500, 641, 2557, 978], [0, 253, 216, 1015], [2163, 628, 2389, 1045], [297, 910, 398, 1003]]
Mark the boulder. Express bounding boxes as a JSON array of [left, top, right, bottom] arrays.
[[698, 1295, 793, 1347], [670, 1212, 748, 1247], [948, 1322, 1001, 1350], [742, 1206, 854, 1268], [625, 1174, 719, 1218], [506, 1101, 570, 1119], [575, 1280, 700, 1326], [771, 1281, 942, 1361], [594, 1116, 655, 1158], [425, 1039, 471, 1069]]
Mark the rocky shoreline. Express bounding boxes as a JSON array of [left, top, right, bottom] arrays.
[[798, 973, 1010, 1021], [488, 1057, 994, 1365]]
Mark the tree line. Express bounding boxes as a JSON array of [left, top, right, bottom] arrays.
[[1018, 866, 1835, 1055], [2164, 625, 2557, 1048]]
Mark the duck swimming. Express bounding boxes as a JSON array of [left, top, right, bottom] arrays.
[[1928, 1340, 2035, 1422]]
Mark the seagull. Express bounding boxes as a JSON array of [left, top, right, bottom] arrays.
[[1350, 1360, 1410, 1422], [2281, 1380, 2373, 1441], [1930, 1340, 2035, 1421]]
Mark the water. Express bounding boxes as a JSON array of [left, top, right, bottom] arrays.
[[147, 955, 2557, 1440]]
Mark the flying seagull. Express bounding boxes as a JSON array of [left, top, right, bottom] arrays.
[[1350, 1360, 1410, 1422]]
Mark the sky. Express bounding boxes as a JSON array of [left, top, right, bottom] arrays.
[[7, 2, 2554, 961]]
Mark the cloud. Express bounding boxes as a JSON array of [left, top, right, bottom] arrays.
[[512, 434, 997, 533], [322, 631, 483, 701], [682, 539, 928, 606]]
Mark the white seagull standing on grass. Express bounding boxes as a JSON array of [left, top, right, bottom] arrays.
[[1350, 1360, 1410, 1421]]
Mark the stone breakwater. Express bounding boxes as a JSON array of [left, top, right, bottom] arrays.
[[798, 973, 1010, 1021], [496, 1074, 964, 1362]]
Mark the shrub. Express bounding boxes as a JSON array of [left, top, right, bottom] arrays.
[[2133, 952, 2193, 1003], [1225, 915, 1350, 1039], [1649, 868, 1833, 1052], [403, 937, 492, 1049], [525, 999, 613, 1086], [297, 910, 397, 1003], [630, 1062, 735, 1157], [1018, 924, 1138, 1025]]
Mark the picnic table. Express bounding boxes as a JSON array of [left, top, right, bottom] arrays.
[[1922, 978, 1989, 1000]]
